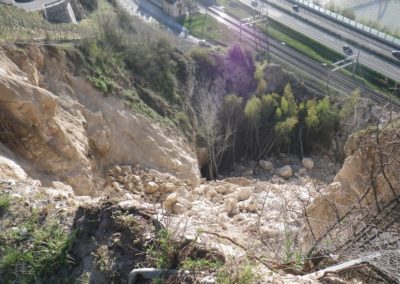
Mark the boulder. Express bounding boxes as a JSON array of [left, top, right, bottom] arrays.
[[215, 185, 231, 195], [131, 175, 142, 185], [276, 165, 293, 179], [112, 182, 124, 193], [163, 192, 178, 208], [237, 187, 252, 201], [120, 165, 132, 175], [259, 160, 274, 172], [202, 185, 217, 198], [298, 167, 307, 176], [302, 157, 314, 170], [224, 198, 239, 217], [172, 203, 188, 214], [144, 181, 159, 194], [239, 198, 258, 212], [200, 276, 215, 284], [162, 182, 176, 193]]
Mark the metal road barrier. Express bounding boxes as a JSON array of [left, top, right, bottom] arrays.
[[289, 0, 400, 49]]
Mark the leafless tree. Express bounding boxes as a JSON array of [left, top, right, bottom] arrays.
[[196, 90, 234, 179]]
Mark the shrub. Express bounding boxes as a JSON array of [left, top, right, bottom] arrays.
[[0, 193, 11, 211], [146, 229, 177, 269], [216, 262, 257, 284], [0, 222, 75, 283]]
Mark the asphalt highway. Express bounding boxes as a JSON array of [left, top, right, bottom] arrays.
[[235, 0, 400, 82], [203, 6, 400, 111]]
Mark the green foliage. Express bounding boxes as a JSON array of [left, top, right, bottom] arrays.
[[221, 94, 244, 128], [275, 117, 298, 139], [147, 229, 177, 269], [88, 75, 115, 93], [181, 257, 223, 270], [304, 100, 319, 130], [261, 94, 279, 121], [0, 193, 11, 211], [340, 89, 360, 120], [216, 262, 257, 284], [0, 222, 75, 283], [152, 277, 163, 284], [244, 96, 262, 126], [283, 84, 298, 118], [175, 111, 192, 137], [125, 39, 179, 103], [189, 48, 217, 81]]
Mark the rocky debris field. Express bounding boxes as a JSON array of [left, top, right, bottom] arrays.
[[97, 155, 338, 283], [0, 153, 335, 283]]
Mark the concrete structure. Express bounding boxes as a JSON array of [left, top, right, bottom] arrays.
[[162, 0, 186, 17], [44, 0, 77, 23], [1, 0, 85, 24]]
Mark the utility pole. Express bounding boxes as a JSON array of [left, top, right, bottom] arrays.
[[352, 49, 360, 79], [327, 50, 360, 93]]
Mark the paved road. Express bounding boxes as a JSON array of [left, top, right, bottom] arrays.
[[5, 0, 56, 11], [270, 0, 398, 53], [204, 6, 400, 111], [235, 0, 400, 82]]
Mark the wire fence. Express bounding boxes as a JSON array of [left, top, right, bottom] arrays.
[[291, 0, 400, 48]]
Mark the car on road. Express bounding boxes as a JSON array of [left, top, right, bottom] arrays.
[[198, 40, 211, 48], [392, 50, 400, 60], [251, 0, 258, 7], [292, 5, 299, 12], [342, 45, 353, 56]]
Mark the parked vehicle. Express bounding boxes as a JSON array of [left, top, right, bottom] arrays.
[[292, 5, 299, 12], [198, 40, 211, 48], [392, 50, 400, 60], [342, 45, 353, 56]]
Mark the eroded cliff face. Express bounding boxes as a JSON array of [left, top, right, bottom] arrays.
[[0, 46, 200, 195], [306, 119, 400, 241]]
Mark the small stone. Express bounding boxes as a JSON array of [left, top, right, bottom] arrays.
[[112, 182, 124, 192], [215, 185, 230, 194], [200, 276, 215, 284], [239, 198, 258, 212], [172, 203, 188, 214], [224, 198, 239, 217], [276, 165, 293, 179], [203, 186, 217, 198], [131, 175, 141, 184], [116, 175, 125, 183], [298, 168, 307, 176], [163, 192, 178, 208], [163, 182, 176, 193], [121, 165, 132, 175], [144, 181, 159, 194], [302, 157, 314, 170], [259, 160, 274, 171], [114, 165, 122, 174], [212, 194, 224, 203], [237, 187, 252, 201], [125, 183, 135, 191]]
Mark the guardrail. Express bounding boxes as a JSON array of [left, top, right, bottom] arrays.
[[289, 0, 400, 49], [43, 0, 66, 9]]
